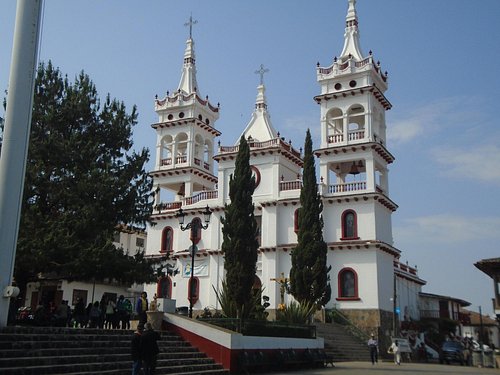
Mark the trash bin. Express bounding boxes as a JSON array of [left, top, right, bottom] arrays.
[[472, 350, 495, 368]]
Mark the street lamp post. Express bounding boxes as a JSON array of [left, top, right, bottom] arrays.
[[176, 205, 212, 318]]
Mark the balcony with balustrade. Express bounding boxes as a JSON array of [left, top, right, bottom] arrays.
[[159, 155, 211, 173], [152, 189, 219, 219], [215, 136, 302, 167], [327, 129, 366, 145]]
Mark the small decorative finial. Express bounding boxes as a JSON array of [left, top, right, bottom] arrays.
[[255, 64, 270, 85], [184, 14, 198, 39]]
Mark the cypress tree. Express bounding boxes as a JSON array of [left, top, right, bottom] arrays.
[[290, 129, 331, 306], [221, 136, 259, 319]]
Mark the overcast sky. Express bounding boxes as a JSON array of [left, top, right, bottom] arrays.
[[1, 0, 499, 316]]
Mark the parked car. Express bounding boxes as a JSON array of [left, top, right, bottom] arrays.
[[439, 341, 465, 365]]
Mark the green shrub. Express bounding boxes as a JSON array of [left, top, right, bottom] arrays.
[[276, 301, 316, 324]]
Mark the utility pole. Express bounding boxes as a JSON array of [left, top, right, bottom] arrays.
[[479, 305, 485, 367], [0, 0, 43, 328]]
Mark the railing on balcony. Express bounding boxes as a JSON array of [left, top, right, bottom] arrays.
[[176, 155, 187, 164], [327, 131, 365, 144], [193, 158, 210, 171], [160, 158, 172, 166], [280, 180, 302, 191], [420, 309, 459, 321], [327, 134, 344, 144], [328, 182, 366, 194], [155, 201, 182, 212], [348, 130, 364, 141], [184, 190, 218, 205], [219, 137, 301, 159]]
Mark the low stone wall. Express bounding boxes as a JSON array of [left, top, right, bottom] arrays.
[[164, 313, 324, 372], [339, 308, 395, 354]]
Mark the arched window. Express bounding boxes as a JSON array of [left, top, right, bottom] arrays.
[[156, 276, 172, 299], [188, 277, 199, 305], [341, 210, 359, 240], [337, 268, 359, 300], [294, 209, 300, 233], [161, 227, 173, 253], [326, 108, 344, 144]]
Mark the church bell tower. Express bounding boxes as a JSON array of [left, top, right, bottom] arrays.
[[150, 16, 220, 207]]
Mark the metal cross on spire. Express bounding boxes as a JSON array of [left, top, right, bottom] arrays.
[[255, 64, 269, 85], [184, 14, 198, 39]]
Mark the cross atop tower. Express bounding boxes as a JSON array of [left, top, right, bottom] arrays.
[[184, 14, 198, 39], [255, 64, 269, 85]]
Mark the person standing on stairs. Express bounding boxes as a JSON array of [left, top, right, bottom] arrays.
[[131, 325, 143, 375], [136, 292, 148, 330], [367, 333, 378, 364], [141, 322, 160, 375]]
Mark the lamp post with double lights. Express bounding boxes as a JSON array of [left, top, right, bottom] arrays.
[[176, 205, 212, 318]]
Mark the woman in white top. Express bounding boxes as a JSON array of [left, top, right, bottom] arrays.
[[389, 340, 401, 365]]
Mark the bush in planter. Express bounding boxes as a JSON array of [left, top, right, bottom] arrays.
[[276, 301, 316, 324]]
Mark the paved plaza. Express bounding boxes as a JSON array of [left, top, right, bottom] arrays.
[[264, 361, 499, 375]]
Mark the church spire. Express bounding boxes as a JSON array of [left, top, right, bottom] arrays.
[[339, 0, 364, 61], [237, 64, 277, 144], [177, 15, 199, 95], [254, 64, 269, 110]]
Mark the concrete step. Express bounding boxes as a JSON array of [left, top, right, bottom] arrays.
[[316, 322, 371, 362], [0, 326, 228, 375]]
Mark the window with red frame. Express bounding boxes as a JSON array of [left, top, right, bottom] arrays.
[[188, 277, 199, 304], [337, 268, 359, 300], [341, 210, 359, 240], [161, 227, 173, 253], [156, 276, 171, 299]]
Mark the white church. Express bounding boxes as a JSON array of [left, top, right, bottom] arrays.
[[144, 0, 425, 335]]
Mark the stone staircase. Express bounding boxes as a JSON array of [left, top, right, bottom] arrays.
[[0, 326, 229, 375], [316, 322, 371, 362]]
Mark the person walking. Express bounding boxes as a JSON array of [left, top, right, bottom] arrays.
[[388, 340, 401, 365], [367, 333, 378, 364], [131, 325, 143, 375], [140, 322, 160, 375]]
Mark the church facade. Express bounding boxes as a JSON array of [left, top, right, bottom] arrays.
[[144, 0, 425, 335]]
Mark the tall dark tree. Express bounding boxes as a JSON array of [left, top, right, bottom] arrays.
[[221, 136, 259, 319], [290, 129, 331, 306], [7, 62, 158, 292]]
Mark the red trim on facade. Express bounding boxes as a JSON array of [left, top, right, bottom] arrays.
[[156, 276, 172, 298], [337, 267, 359, 299], [340, 209, 359, 240], [167, 322, 236, 370]]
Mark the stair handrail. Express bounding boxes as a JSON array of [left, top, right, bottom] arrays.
[[327, 308, 370, 342]]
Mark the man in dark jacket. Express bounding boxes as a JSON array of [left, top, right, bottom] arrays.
[[135, 292, 148, 330], [140, 322, 160, 375], [131, 326, 143, 375]]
